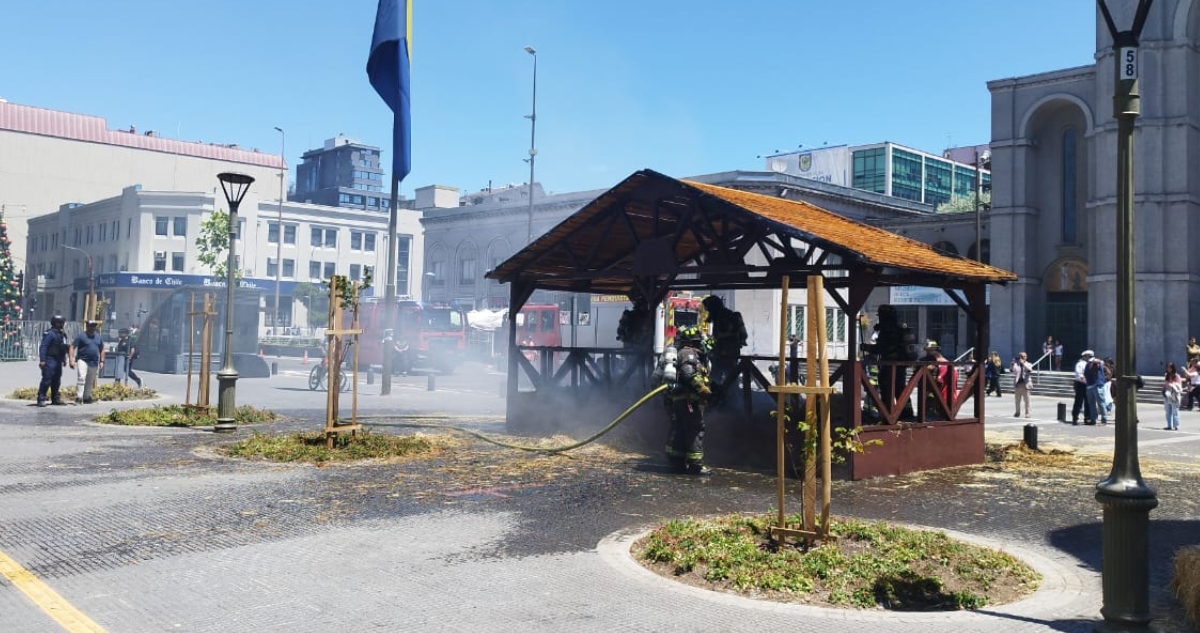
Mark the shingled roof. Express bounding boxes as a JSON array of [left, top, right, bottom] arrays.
[[487, 169, 1015, 296]]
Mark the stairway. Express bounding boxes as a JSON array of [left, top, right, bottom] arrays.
[[974, 370, 1165, 406]]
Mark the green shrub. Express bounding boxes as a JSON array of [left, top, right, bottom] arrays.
[[98, 404, 277, 427], [221, 430, 434, 463]]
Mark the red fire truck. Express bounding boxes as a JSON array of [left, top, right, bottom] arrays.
[[356, 299, 468, 373]]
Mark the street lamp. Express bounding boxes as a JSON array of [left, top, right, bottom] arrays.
[[215, 172, 255, 434], [973, 149, 990, 262], [62, 245, 94, 324], [273, 126, 286, 336], [524, 45, 538, 244], [1095, 1, 1158, 630]]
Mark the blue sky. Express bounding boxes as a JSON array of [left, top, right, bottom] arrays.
[[0, 1, 1097, 199]]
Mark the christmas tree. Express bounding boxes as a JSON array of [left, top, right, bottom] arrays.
[[0, 212, 24, 360]]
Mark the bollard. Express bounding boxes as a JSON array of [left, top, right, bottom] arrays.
[[427, 373, 436, 391], [1056, 402, 1066, 422], [271, 361, 278, 376], [1023, 423, 1039, 450], [367, 365, 374, 385]]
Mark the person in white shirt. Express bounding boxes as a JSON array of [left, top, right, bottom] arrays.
[[1071, 350, 1094, 425], [1011, 352, 1033, 418]]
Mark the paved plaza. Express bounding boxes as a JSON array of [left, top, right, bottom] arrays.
[[0, 359, 1197, 632]]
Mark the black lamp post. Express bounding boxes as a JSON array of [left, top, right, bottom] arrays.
[[1095, 1, 1158, 630], [215, 172, 255, 434]]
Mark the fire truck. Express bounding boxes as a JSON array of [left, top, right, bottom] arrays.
[[356, 299, 468, 373], [514, 293, 704, 349]]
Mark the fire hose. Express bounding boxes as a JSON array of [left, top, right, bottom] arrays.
[[357, 383, 668, 454]]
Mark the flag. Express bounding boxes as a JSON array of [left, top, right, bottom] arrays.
[[367, 0, 412, 181]]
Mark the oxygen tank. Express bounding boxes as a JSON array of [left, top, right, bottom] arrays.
[[661, 346, 678, 383]]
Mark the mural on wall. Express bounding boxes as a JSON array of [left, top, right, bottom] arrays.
[[1044, 257, 1087, 293]]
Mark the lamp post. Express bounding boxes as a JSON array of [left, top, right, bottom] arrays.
[[273, 126, 286, 336], [62, 245, 94, 324], [973, 149, 990, 261], [523, 45, 538, 244], [1095, 1, 1158, 630], [215, 172, 255, 434]]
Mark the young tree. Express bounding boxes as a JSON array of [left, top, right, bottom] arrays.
[[0, 214, 24, 360], [936, 192, 991, 214], [195, 210, 243, 282]]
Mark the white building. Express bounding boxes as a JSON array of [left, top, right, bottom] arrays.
[[25, 185, 424, 332], [0, 101, 288, 266]]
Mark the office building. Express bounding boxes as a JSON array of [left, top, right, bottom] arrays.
[[0, 100, 286, 266], [291, 134, 406, 211], [765, 142, 990, 210], [24, 185, 424, 331]]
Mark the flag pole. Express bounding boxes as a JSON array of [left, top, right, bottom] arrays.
[[382, 174, 399, 395]]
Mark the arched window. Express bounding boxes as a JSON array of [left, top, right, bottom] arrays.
[[1062, 128, 1078, 244], [932, 240, 959, 256], [967, 239, 991, 264]]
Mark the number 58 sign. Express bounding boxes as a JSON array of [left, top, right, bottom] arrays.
[[1119, 47, 1139, 80]]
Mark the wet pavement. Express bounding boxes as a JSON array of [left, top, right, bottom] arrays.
[[0, 360, 1197, 632]]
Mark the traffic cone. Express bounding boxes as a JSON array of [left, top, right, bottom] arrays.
[[302, 349, 309, 365]]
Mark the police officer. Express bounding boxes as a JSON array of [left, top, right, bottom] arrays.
[[36, 315, 69, 407], [655, 325, 713, 475]]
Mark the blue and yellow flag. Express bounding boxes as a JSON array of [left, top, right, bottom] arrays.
[[367, 0, 412, 181]]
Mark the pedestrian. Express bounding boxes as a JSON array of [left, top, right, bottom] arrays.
[[1187, 336, 1200, 366], [1102, 357, 1116, 416], [1085, 356, 1107, 425], [1011, 352, 1033, 418], [1163, 362, 1184, 431], [126, 329, 143, 388], [1054, 340, 1064, 371], [985, 351, 1004, 397], [113, 328, 143, 388], [1187, 359, 1200, 412], [920, 341, 956, 421], [35, 315, 70, 407], [654, 325, 712, 475], [1071, 349, 1094, 425], [69, 320, 106, 404], [1043, 336, 1055, 370]]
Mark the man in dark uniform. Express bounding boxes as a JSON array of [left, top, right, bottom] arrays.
[[36, 315, 69, 407], [655, 326, 713, 476]]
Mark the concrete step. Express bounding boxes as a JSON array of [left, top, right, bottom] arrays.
[[968, 370, 1166, 405]]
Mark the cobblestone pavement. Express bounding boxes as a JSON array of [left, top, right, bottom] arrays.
[[0, 362, 1196, 632]]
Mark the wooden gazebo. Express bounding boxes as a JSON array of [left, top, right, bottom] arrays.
[[487, 169, 1017, 479]]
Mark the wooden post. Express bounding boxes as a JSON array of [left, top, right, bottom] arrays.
[[186, 292, 195, 407], [803, 282, 819, 532], [811, 276, 832, 537], [775, 275, 790, 531]]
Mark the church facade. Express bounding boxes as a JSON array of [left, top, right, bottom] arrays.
[[988, 0, 1200, 372]]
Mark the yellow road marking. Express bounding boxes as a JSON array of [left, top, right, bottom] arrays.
[[0, 548, 108, 633]]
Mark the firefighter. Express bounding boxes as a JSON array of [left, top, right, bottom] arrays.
[[702, 295, 747, 404], [654, 325, 712, 475]]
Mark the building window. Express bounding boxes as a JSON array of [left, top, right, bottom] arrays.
[[153, 252, 167, 271], [350, 264, 361, 281], [282, 259, 295, 278], [52, 233, 58, 249], [458, 256, 476, 284], [86, 226, 93, 244], [852, 147, 887, 194], [267, 258, 278, 278], [365, 233, 377, 252], [73, 228, 80, 247], [268, 223, 280, 244], [155, 217, 168, 236], [99, 224, 107, 242], [284, 224, 296, 245], [311, 227, 337, 248], [825, 308, 847, 343], [351, 231, 363, 250], [323, 262, 335, 279], [309, 261, 322, 280], [171, 252, 185, 272], [112, 221, 119, 242], [173, 217, 187, 237], [127, 218, 132, 239], [786, 305, 806, 340], [429, 260, 444, 286], [395, 235, 411, 295], [1062, 128, 1078, 244], [891, 148, 923, 202]]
